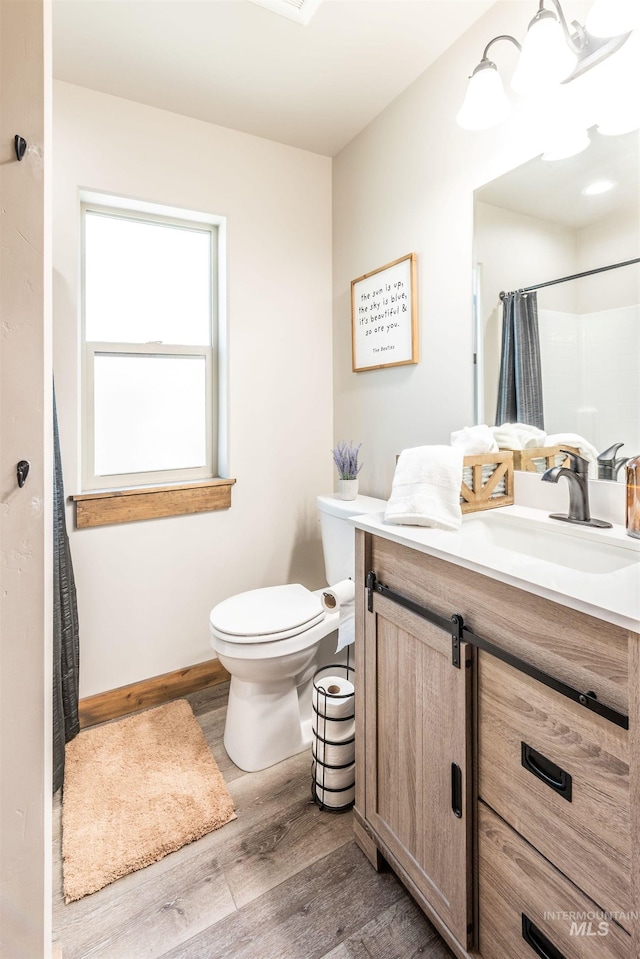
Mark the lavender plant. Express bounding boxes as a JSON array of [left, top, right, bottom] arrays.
[[332, 441, 363, 480]]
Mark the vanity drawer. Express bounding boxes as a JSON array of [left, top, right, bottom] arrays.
[[369, 536, 629, 714], [478, 651, 630, 926], [478, 803, 631, 959]]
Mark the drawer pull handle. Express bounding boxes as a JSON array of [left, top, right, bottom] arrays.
[[522, 914, 566, 959], [521, 742, 572, 802], [451, 762, 463, 818]]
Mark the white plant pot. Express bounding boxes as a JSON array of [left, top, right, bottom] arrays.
[[337, 479, 358, 501]]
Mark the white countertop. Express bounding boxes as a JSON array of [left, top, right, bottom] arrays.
[[351, 504, 640, 632]]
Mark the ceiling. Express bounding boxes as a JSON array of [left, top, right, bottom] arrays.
[[52, 0, 494, 156], [475, 128, 640, 230]]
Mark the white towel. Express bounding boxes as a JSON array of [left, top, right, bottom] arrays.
[[384, 445, 464, 531], [544, 433, 599, 478], [451, 424, 499, 455], [491, 423, 546, 450]]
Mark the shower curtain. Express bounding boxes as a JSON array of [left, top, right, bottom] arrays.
[[53, 385, 80, 793], [495, 290, 545, 429]]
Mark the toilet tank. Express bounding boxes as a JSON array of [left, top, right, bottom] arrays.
[[317, 494, 387, 586]]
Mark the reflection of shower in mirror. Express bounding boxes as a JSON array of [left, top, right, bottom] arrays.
[[474, 129, 640, 479]]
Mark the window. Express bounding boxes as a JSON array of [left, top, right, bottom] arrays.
[[82, 202, 219, 492]]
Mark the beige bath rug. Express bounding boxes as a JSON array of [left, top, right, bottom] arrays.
[[62, 699, 236, 903]]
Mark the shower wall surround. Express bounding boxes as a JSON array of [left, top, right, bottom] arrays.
[[539, 304, 640, 454]]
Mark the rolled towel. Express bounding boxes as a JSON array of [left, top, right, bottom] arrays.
[[451, 424, 499, 455], [384, 445, 464, 531], [491, 422, 546, 450], [544, 433, 600, 478]]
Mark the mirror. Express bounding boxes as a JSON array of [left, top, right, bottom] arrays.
[[474, 127, 640, 480]]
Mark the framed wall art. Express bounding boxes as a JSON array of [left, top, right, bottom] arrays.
[[351, 252, 418, 372]]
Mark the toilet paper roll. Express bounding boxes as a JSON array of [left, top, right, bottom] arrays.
[[322, 581, 357, 654], [312, 716, 355, 744], [335, 610, 355, 654], [321, 579, 355, 612], [314, 759, 355, 791], [312, 675, 354, 720], [313, 760, 355, 809], [313, 782, 355, 809], [313, 737, 355, 769]]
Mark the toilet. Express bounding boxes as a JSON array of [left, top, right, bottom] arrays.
[[209, 493, 386, 772]]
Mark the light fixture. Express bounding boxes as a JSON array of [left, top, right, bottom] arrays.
[[524, 85, 592, 162], [456, 59, 512, 131], [541, 129, 591, 161], [456, 35, 520, 131], [597, 113, 640, 136], [586, 0, 640, 39], [457, 0, 632, 132], [512, 8, 577, 94], [581, 179, 616, 195], [247, 0, 322, 26], [590, 28, 640, 136]]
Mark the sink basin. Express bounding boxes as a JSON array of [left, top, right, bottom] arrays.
[[460, 511, 638, 575]]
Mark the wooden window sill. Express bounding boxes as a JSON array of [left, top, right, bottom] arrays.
[[71, 478, 236, 529]]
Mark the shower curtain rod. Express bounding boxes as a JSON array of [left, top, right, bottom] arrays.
[[499, 256, 640, 300]]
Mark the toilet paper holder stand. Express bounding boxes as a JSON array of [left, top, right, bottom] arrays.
[[311, 648, 355, 813]]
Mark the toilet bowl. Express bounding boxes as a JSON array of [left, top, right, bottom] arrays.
[[209, 494, 386, 772], [210, 584, 339, 771]]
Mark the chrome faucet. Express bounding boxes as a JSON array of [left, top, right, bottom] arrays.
[[541, 450, 612, 529], [597, 442, 628, 481]]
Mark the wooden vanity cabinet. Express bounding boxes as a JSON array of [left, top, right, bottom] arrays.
[[354, 529, 474, 953], [354, 528, 639, 959], [358, 589, 473, 948]]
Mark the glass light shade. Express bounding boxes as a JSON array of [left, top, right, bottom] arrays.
[[521, 81, 590, 162], [541, 127, 591, 161], [597, 111, 640, 135], [456, 62, 511, 130], [591, 29, 640, 134], [586, 0, 640, 38], [511, 14, 578, 94]]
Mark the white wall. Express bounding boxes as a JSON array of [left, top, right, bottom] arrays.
[[53, 82, 333, 697], [332, 0, 602, 498], [1, 2, 52, 955], [576, 207, 640, 313]]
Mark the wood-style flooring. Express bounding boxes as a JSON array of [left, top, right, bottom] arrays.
[[53, 683, 453, 959]]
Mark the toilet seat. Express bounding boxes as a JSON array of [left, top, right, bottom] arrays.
[[210, 583, 325, 643]]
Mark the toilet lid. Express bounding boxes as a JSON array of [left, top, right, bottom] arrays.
[[209, 584, 324, 643]]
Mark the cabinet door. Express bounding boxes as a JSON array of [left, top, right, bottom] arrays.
[[363, 590, 472, 948]]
